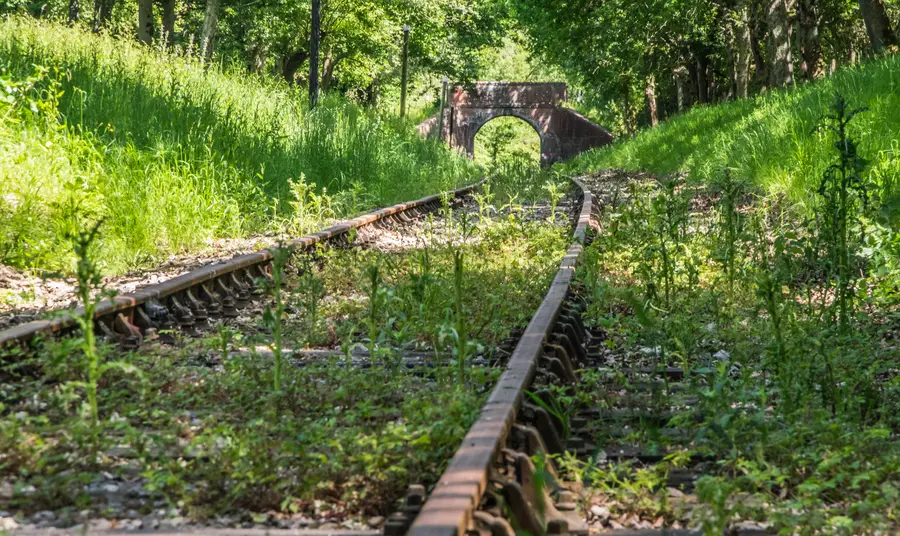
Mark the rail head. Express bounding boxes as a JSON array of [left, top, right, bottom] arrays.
[[406, 177, 594, 536]]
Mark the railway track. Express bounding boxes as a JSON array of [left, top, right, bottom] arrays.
[[0, 182, 482, 349], [386, 177, 599, 536], [0, 177, 595, 536], [1, 175, 790, 535], [385, 174, 774, 536]]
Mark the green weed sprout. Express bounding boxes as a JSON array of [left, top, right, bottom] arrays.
[[815, 93, 870, 331], [542, 180, 565, 222], [454, 250, 468, 386], [263, 245, 291, 394], [69, 219, 140, 461]]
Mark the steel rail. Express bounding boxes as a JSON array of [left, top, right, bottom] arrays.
[[0, 181, 483, 348], [405, 177, 594, 536]]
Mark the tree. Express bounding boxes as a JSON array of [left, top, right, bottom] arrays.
[[798, 0, 823, 80], [68, 0, 79, 23], [162, 0, 176, 46], [91, 0, 114, 32], [731, 1, 753, 97], [858, 0, 898, 53], [767, 0, 794, 87], [137, 0, 153, 44], [310, 0, 320, 107], [201, 0, 218, 60]]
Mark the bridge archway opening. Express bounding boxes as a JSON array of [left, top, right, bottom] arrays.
[[473, 114, 542, 165]]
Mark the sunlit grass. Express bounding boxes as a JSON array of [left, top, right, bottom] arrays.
[[563, 55, 900, 205], [0, 17, 479, 275]]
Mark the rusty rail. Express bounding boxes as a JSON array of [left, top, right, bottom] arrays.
[[0, 182, 482, 349], [396, 177, 595, 536]]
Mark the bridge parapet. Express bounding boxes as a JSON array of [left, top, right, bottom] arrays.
[[450, 82, 566, 108]]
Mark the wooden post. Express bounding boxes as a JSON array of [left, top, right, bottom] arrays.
[[310, 0, 321, 109], [437, 77, 448, 143], [400, 25, 410, 118]]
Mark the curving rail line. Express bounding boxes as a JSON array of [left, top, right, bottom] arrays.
[[385, 177, 598, 536], [0, 182, 482, 349]]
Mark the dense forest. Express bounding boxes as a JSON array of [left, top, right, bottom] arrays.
[[4, 0, 898, 133]]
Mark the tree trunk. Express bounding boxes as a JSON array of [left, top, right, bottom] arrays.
[[749, 2, 768, 90], [858, 0, 898, 54], [364, 82, 378, 107], [248, 44, 267, 75], [137, 0, 153, 44], [321, 53, 344, 93], [200, 0, 219, 61], [687, 60, 699, 105], [734, 2, 753, 98], [645, 75, 658, 127], [674, 67, 687, 112], [696, 53, 710, 103], [726, 17, 737, 99], [68, 0, 79, 24], [161, 0, 175, 47], [282, 50, 308, 84], [91, 0, 114, 32], [767, 0, 794, 87], [798, 0, 822, 80], [622, 82, 635, 136], [309, 0, 321, 108]]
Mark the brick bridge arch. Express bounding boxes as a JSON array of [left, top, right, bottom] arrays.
[[418, 82, 613, 166]]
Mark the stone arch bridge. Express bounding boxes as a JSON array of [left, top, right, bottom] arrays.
[[418, 82, 613, 166]]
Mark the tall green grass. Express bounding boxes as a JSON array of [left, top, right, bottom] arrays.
[[563, 55, 900, 206], [0, 17, 478, 275]]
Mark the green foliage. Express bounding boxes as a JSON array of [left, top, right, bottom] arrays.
[[453, 250, 468, 386], [574, 161, 900, 531], [814, 93, 870, 330], [66, 219, 141, 462], [563, 54, 900, 205], [261, 246, 291, 394]]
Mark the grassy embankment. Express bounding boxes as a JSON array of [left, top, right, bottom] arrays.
[[556, 54, 900, 533], [563, 54, 900, 204], [0, 17, 479, 276]]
